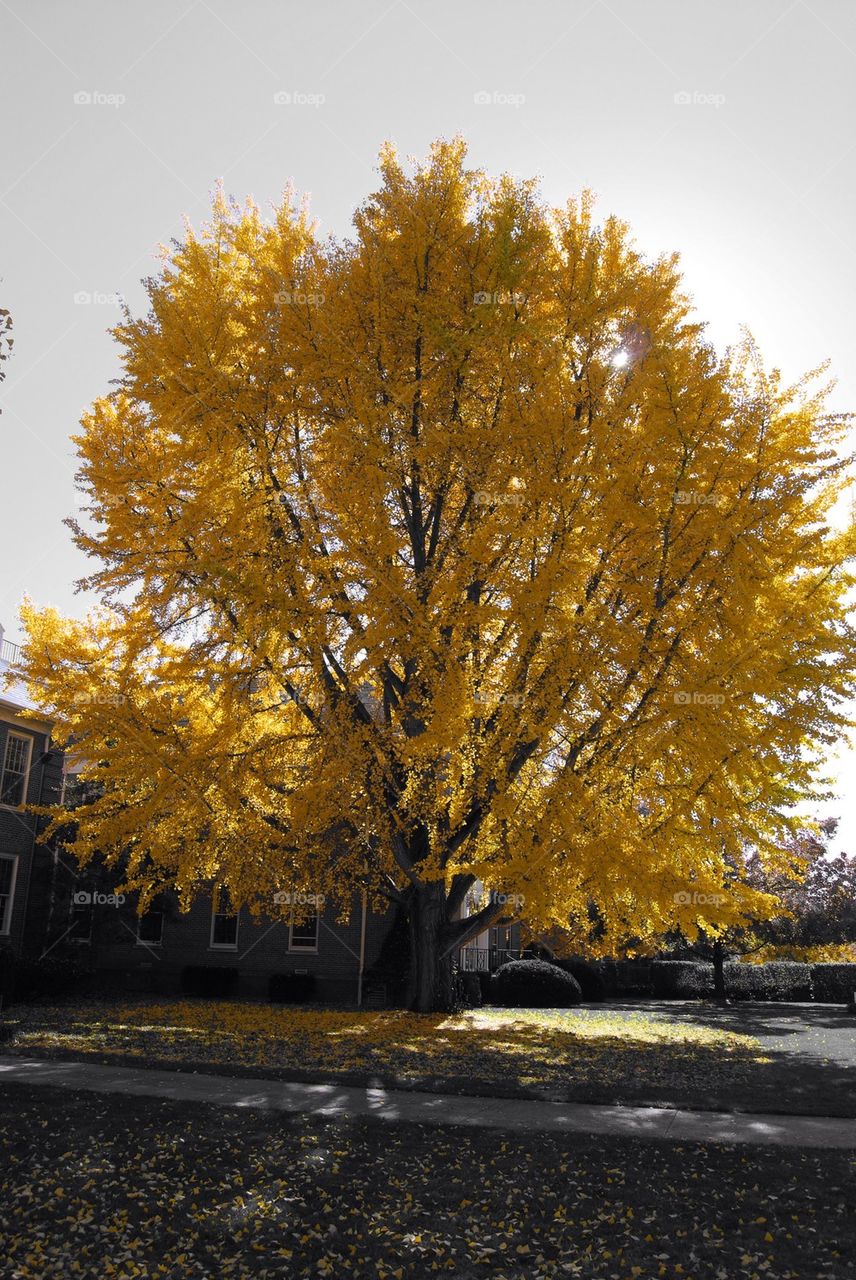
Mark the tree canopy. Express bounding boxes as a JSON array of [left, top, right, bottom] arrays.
[[19, 138, 856, 1008]]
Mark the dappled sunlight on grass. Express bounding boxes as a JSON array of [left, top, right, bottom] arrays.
[[3, 997, 771, 1098]]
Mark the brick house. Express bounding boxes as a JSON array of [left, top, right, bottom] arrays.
[[0, 628, 65, 959]]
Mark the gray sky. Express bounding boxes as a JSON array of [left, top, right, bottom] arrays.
[[2, 0, 855, 845]]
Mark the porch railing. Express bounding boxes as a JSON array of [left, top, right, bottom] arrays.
[[1, 638, 21, 664], [458, 946, 522, 973]]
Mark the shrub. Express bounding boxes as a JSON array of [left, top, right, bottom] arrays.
[[458, 971, 482, 1008], [490, 958, 582, 1008], [810, 963, 856, 1004], [0, 946, 15, 1004], [554, 957, 606, 1001], [725, 961, 811, 1002], [268, 972, 316, 1003], [651, 960, 714, 999], [477, 971, 494, 1005], [6, 951, 96, 1005], [180, 965, 239, 998]]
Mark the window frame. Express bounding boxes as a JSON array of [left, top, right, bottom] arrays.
[[68, 892, 93, 944], [209, 886, 239, 950], [288, 904, 319, 953], [0, 853, 18, 935], [0, 730, 33, 810], [136, 902, 164, 947]]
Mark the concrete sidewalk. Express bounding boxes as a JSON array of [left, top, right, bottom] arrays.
[[2, 1055, 855, 1148]]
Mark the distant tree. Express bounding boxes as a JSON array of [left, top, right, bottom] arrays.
[[0, 305, 12, 407]]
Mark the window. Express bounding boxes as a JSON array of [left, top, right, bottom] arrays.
[[1, 732, 33, 808], [69, 894, 93, 942], [289, 906, 319, 952], [210, 887, 239, 949], [0, 855, 18, 935], [137, 897, 164, 946]]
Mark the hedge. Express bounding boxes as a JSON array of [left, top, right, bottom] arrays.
[[491, 958, 582, 1008], [268, 972, 316, 1003], [0, 950, 95, 1005], [724, 961, 811, 1002], [180, 965, 239, 998], [651, 960, 714, 999], [554, 957, 606, 1001], [810, 963, 856, 1003]]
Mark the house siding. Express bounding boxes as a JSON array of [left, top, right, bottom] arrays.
[[0, 714, 63, 957]]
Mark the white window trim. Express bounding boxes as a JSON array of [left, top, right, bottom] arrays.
[[0, 853, 19, 935], [0, 730, 33, 810], [288, 907, 319, 953], [209, 889, 239, 951]]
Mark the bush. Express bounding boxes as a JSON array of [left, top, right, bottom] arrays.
[[180, 965, 239, 998], [651, 960, 714, 999], [810, 963, 856, 1003], [0, 946, 15, 1004], [725, 961, 811, 1002], [268, 972, 316, 1003], [554, 957, 606, 1001], [490, 959, 582, 1008], [458, 971, 482, 1008], [5, 951, 96, 1005]]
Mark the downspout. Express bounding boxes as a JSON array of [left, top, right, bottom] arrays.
[[357, 888, 367, 1006]]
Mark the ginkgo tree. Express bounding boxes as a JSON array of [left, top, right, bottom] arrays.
[[19, 138, 856, 1011]]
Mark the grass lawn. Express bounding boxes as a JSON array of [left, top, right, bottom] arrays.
[[4, 996, 852, 1115], [0, 1082, 853, 1279]]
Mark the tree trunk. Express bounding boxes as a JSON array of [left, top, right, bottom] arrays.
[[713, 939, 727, 1000], [407, 882, 455, 1013]]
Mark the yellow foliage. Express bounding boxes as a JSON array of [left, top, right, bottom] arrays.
[[16, 138, 856, 961]]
